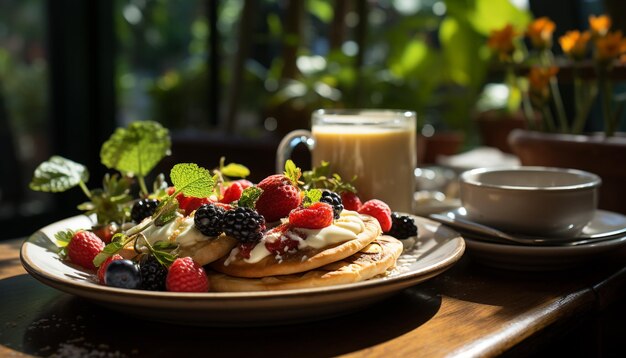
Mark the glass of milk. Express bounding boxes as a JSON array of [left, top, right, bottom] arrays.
[[276, 109, 417, 213]]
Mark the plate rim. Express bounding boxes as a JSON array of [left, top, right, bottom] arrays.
[[20, 214, 465, 301]]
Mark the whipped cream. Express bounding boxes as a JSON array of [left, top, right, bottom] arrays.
[[241, 210, 365, 264], [128, 213, 211, 248]]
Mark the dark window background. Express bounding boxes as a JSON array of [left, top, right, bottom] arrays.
[[0, 0, 615, 239]]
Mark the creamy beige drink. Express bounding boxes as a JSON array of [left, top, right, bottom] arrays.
[[312, 123, 416, 212]]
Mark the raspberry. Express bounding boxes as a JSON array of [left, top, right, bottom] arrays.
[[386, 213, 418, 240], [194, 203, 226, 237], [176, 194, 212, 216], [131, 198, 159, 223], [255, 174, 301, 222], [358, 199, 392, 232], [222, 207, 266, 243], [66, 230, 105, 270], [341, 192, 362, 211], [166, 257, 209, 292], [320, 190, 343, 219], [97, 254, 123, 284], [220, 181, 244, 204], [289, 202, 334, 229], [139, 255, 168, 291], [92, 223, 118, 244]]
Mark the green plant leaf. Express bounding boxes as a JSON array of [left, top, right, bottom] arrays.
[[284, 160, 302, 185], [170, 163, 215, 198], [302, 189, 322, 208], [29, 156, 89, 192], [238, 187, 263, 208], [100, 121, 171, 177], [221, 163, 250, 178], [93, 239, 125, 267], [154, 199, 179, 226]]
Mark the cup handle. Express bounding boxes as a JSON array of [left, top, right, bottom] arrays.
[[276, 129, 314, 173]]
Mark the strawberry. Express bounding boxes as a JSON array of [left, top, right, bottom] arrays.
[[166, 257, 209, 292], [66, 230, 105, 270], [176, 193, 212, 216], [220, 181, 244, 204], [341, 192, 362, 211], [92, 223, 117, 244], [96, 254, 123, 284], [289, 202, 334, 229], [358, 199, 392, 232], [255, 174, 302, 222]]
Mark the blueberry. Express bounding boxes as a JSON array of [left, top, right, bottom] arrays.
[[104, 259, 141, 289]]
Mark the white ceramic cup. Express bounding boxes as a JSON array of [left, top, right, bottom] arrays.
[[276, 109, 417, 212]]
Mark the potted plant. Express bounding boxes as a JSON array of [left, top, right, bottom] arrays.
[[500, 15, 626, 214]]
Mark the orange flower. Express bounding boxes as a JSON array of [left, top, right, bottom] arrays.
[[559, 30, 591, 60], [594, 31, 626, 62], [527, 17, 556, 49], [589, 15, 611, 38], [488, 24, 517, 61], [528, 66, 558, 104]]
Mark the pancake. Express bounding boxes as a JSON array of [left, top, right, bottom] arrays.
[[210, 213, 382, 278], [208, 235, 403, 292]]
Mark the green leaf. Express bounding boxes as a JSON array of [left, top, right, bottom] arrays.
[[221, 163, 250, 178], [93, 241, 124, 267], [29, 156, 89, 192], [100, 121, 171, 177], [284, 160, 302, 185], [302, 189, 322, 208], [238, 187, 263, 208], [154, 199, 179, 226], [153, 240, 179, 251], [170, 163, 215, 198], [54, 229, 74, 258], [152, 250, 177, 267]]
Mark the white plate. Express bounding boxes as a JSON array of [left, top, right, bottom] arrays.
[[20, 214, 465, 326], [463, 234, 626, 271]]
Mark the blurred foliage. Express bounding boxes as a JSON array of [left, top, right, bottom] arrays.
[[114, 0, 531, 133]]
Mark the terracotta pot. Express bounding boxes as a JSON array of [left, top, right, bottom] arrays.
[[417, 132, 464, 165], [508, 129, 626, 214], [474, 110, 538, 153]]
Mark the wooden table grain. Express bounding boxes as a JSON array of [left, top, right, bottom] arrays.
[[1, 237, 624, 357]]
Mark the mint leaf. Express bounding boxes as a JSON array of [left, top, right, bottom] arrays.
[[30, 156, 89, 193], [54, 229, 74, 247], [284, 159, 302, 186], [100, 121, 171, 177], [153, 241, 178, 251], [154, 199, 179, 226], [170, 163, 215, 198], [93, 241, 124, 267], [302, 189, 322, 207], [238, 187, 263, 208], [221, 163, 250, 178]]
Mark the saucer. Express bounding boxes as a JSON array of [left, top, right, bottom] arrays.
[[430, 208, 626, 242]]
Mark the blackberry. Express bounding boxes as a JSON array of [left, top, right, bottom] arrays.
[[131, 198, 159, 223], [222, 207, 266, 243], [194, 204, 226, 237], [320, 190, 343, 219], [139, 255, 167, 291], [386, 212, 418, 240]]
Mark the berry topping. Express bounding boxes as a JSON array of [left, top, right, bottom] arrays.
[[139, 255, 168, 291], [220, 181, 244, 204], [67, 230, 105, 270], [289, 202, 334, 229], [91, 223, 118, 244], [166, 257, 209, 292], [255, 174, 302, 222], [320, 190, 344, 219], [104, 259, 142, 289], [385, 212, 418, 240], [175, 194, 212, 217], [341, 192, 362, 211], [264, 228, 303, 255], [131, 198, 159, 223], [194, 203, 226, 237], [97, 254, 123, 284], [358, 199, 393, 232], [223, 207, 266, 243]]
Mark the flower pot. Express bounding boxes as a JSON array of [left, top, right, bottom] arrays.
[[508, 129, 626, 214], [474, 110, 538, 153]]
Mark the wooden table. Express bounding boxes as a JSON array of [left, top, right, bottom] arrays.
[[1, 237, 625, 357]]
